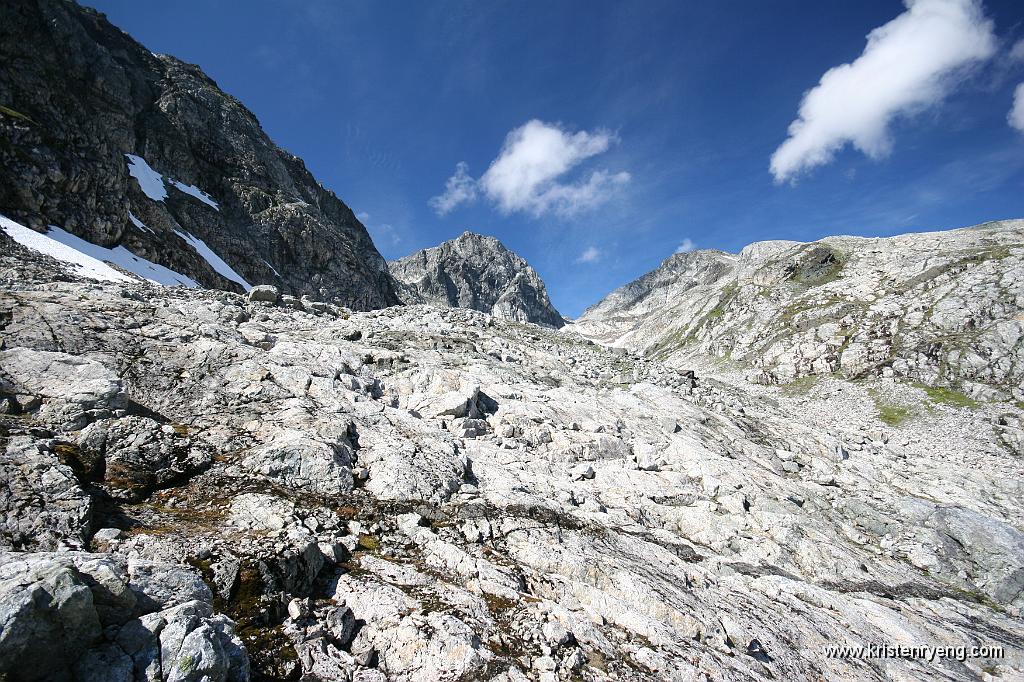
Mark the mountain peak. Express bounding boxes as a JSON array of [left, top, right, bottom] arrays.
[[390, 233, 564, 327]]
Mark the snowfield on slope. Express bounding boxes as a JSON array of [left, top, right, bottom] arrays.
[[175, 229, 251, 290], [1, 214, 198, 287], [126, 153, 220, 210]]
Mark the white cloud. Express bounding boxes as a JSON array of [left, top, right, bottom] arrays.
[[674, 238, 696, 253], [1011, 39, 1024, 63], [770, 0, 996, 183], [1009, 83, 1024, 132], [575, 246, 602, 264], [429, 161, 478, 215], [357, 211, 402, 247], [429, 120, 629, 218], [480, 120, 628, 216], [369, 222, 401, 246]]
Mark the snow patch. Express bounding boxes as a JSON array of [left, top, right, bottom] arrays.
[[125, 154, 220, 210], [2, 214, 198, 287], [175, 229, 251, 291], [171, 180, 220, 210], [262, 258, 282, 278], [125, 154, 168, 201], [128, 211, 154, 234]]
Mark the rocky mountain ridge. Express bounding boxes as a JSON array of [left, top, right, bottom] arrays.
[[573, 219, 1024, 402], [390, 232, 565, 328], [0, 0, 397, 309]]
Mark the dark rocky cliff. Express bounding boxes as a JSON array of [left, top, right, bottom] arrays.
[[0, 0, 399, 308]]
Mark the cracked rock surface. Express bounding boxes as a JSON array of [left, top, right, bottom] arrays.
[[1, 238, 1023, 681]]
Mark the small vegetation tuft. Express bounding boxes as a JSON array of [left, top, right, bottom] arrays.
[[780, 375, 820, 396], [912, 383, 979, 409], [356, 533, 380, 551], [0, 104, 36, 124], [869, 389, 913, 426]]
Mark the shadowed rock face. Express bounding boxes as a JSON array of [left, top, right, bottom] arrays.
[[573, 220, 1024, 402], [0, 0, 399, 309], [390, 231, 565, 327]]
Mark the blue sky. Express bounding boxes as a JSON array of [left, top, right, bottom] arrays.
[[88, 0, 1024, 317]]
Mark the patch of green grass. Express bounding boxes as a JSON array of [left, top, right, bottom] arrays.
[[0, 104, 35, 124], [913, 383, 979, 409], [968, 245, 1012, 262], [780, 375, 820, 396], [869, 389, 913, 426], [950, 585, 1002, 612], [877, 404, 912, 426]]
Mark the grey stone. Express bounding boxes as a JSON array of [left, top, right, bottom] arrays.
[[0, 554, 101, 681], [0, 436, 93, 550], [248, 285, 280, 304]]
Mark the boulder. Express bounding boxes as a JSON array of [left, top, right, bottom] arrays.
[[0, 554, 101, 681], [0, 349, 121, 429], [0, 552, 247, 682], [241, 433, 354, 496], [248, 285, 280, 304], [78, 417, 212, 501], [0, 435, 93, 550]]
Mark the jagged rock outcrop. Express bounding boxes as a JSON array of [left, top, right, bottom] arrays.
[[0, 0, 398, 309], [573, 220, 1024, 401], [2, 234, 1022, 681], [390, 231, 564, 327]]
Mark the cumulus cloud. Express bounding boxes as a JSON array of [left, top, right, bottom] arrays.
[[1011, 39, 1024, 63], [575, 246, 602, 264], [429, 120, 629, 218], [770, 0, 996, 183], [428, 161, 478, 216], [675, 238, 696, 254], [1010, 83, 1024, 132], [369, 223, 401, 246]]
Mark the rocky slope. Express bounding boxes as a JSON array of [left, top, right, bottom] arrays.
[[0, 0, 397, 309], [572, 220, 1024, 402], [2, 229, 1023, 681], [390, 232, 564, 327]]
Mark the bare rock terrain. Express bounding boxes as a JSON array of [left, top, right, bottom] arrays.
[[2, 236, 1022, 681], [1, 3, 1023, 681]]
